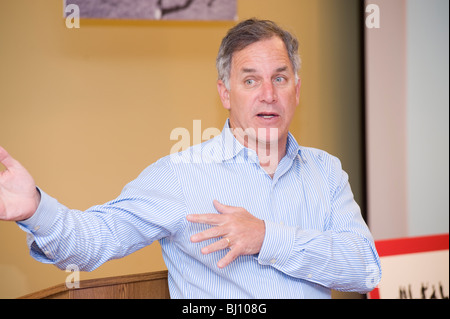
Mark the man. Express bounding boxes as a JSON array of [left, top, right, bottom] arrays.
[[0, 19, 381, 298]]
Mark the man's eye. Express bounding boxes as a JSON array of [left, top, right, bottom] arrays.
[[274, 76, 286, 84], [245, 79, 255, 86]]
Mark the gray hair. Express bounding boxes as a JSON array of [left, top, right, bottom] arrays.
[[216, 18, 301, 90]]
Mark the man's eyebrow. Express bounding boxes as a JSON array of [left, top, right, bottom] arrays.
[[240, 66, 289, 73], [276, 66, 288, 73], [241, 68, 257, 73]]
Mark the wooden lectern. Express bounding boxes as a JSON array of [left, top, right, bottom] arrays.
[[20, 270, 170, 299]]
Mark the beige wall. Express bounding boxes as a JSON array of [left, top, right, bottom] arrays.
[[0, 0, 364, 298]]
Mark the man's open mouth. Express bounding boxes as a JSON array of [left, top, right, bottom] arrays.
[[257, 113, 279, 119]]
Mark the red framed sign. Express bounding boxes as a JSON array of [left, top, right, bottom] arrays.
[[369, 233, 449, 299]]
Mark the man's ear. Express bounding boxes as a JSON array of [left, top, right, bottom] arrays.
[[217, 80, 231, 110], [295, 76, 301, 105]]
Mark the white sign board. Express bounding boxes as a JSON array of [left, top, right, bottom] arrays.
[[369, 234, 449, 299]]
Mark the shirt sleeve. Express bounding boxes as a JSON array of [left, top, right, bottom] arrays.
[[17, 157, 187, 272], [257, 154, 382, 294]]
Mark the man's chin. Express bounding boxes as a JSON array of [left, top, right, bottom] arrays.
[[256, 127, 280, 144]]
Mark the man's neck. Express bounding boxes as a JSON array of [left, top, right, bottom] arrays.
[[256, 139, 286, 178], [233, 132, 287, 178]]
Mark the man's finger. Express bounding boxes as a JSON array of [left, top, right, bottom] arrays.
[[190, 225, 226, 243], [213, 200, 235, 214], [187, 213, 225, 225], [201, 237, 230, 255], [0, 146, 16, 170], [217, 249, 239, 269]]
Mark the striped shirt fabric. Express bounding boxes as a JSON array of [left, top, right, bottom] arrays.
[[18, 120, 381, 298]]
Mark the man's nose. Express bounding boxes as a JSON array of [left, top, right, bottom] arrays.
[[259, 81, 277, 104]]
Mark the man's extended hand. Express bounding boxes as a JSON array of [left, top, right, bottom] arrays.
[[0, 146, 40, 221], [187, 200, 265, 268]]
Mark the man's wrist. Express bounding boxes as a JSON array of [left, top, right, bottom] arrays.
[[257, 220, 295, 267], [17, 187, 59, 235]]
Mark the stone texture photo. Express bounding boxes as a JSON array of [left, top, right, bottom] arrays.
[[65, 0, 237, 20]]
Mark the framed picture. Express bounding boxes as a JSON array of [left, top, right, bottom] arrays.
[[64, 0, 237, 21], [369, 233, 449, 299]]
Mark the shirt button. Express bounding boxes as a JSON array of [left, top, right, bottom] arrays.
[[307, 274, 313, 279], [34, 226, 40, 231], [270, 258, 277, 264]]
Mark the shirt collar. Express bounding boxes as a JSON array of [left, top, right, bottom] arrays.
[[219, 119, 246, 161], [210, 119, 302, 163], [285, 130, 302, 161]]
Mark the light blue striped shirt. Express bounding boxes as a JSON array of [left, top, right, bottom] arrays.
[[18, 120, 381, 298]]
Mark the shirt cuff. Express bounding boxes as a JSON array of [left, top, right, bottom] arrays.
[[17, 187, 59, 236], [257, 220, 296, 268]]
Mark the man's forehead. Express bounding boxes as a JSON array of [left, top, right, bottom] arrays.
[[233, 37, 287, 57], [231, 37, 291, 72]]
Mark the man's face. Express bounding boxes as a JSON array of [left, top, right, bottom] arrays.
[[218, 36, 301, 148]]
